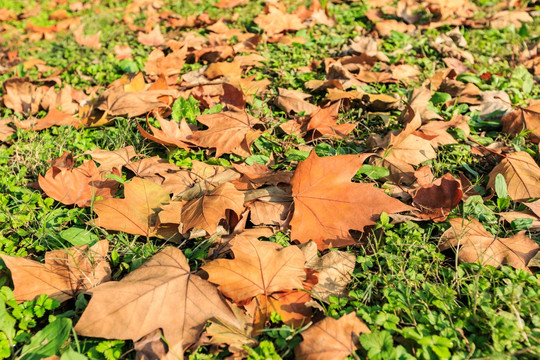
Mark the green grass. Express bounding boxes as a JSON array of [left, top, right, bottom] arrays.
[[0, 0, 539, 359]]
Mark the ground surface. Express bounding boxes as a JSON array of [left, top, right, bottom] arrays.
[[0, 0, 539, 359]]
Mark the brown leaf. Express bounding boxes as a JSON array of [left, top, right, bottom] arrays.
[[137, 25, 165, 47], [83, 146, 138, 174], [526, 199, 540, 218], [214, 0, 249, 8], [0, 119, 15, 142], [491, 10, 533, 29], [99, 88, 177, 117], [38, 153, 118, 207], [181, 182, 245, 235], [295, 313, 370, 360], [205, 306, 256, 355], [14, 109, 81, 131], [2, 78, 47, 115], [138, 112, 195, 150], [190, 109, 262, 158], [254, 6, 305, 36], [301, 241, 356, 303], [0, 240, 110, 302], [204, 61, 242, 80], [501, 103, 540, 144], [126, 157, 194, 195], [419, 114, 470, 147], [144, 47, 187, 77], [290, 152, 412, 250], [75, 247, 237, 356], [470, 91, 512, 119], [487, 151, 540, 202], [439, 218, 540, 272], [326, 88, 399, 112], [275, 88, 318, 115], [499, 210, 540, 232], [307, 101, 356, 139], [412, 173, 463, 222], [93, 177, 174, 238], [73, 25, 101, 48], [202, 237, 306, 303], [232, 162, 292, 190], [375, 19, 415, 37], [114, 44, 132, 60], [249, 200, 292, 227]]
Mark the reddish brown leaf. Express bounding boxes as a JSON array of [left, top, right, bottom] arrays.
[[232, 162, 292, 190], [290, 152, 412, 250], [501, 103, 540, 144], [439, 218, 540, 272], [0, 241, 110, 302], [412, 173, 463, 222], [307, 101, 355, 138]]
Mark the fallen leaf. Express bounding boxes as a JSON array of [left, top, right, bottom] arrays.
[[307, 101, 356, 138], [487, 151, 540, 202], [99, 88, 177, 117], [491, 10, 533, 29], [144, 47, 187, 77], [295, 312, 370, 360], [0, 241, 110, 302], [254, 6, 305, 36], [231, 162, 292, 190], [470, 91, 512, 119], [138, 112, 195, 150], [499, 210, 540, 232], [275, 88, 318, 115], [126, 157, 194, 195], [375, 19, 415, 37], [114, 44, 132, 60], [412, 173, 463, 222], [38, 152, 118, 207], [93, 177, 175, 238], [501, 103, 540, 144], [75, 247, 237, 357], [2, 78, 47, 115], [73, 25, 101, 48], [301, 241, 356, 303], [138, 25, 165, 46], [290, 152, 412, 250], [0, 119, 15, 142], [214, 0, 249, 9], [419, 114, 470, 147], [181, 182, 244, 235], [202, 236, 306, 303], [205, 306, 256, 355], [249, 200, 292, 227], [83, 146, 138, 174], [439, 218, 540, 272], [190, 109, 262, 158]]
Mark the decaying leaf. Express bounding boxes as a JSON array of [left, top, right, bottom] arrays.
[[1, 240, 110, 302], [202, 236, 306, 303], [439, 218, 540, 272], [295, 312, 370, 360], [75, 247, 237, 357], [290, 152, 412, 250]]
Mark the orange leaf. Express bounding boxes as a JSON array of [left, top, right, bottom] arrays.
[[290, 152, 412, 250], [0, 240, 110, 303], [202, 237, 306, 303]]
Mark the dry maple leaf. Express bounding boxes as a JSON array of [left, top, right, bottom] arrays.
[[98, 88, 177, 118], [181, 182, 245, 235], [487, 151, 540, 202], [214, 0, 249, 9], [231, 162, 292, 190], [295, 312, 370, 360], [113, 44, 132, 60], [254, 6, 305, 36], [439, 218, 540, 272], [0, 119, 15, 142], [275, 88, 318, 115], [419, 114, 470, 147], [501, 103, 540, 144], [2, 78, 47, 115], [0, 240, 110, 303], [202, 236, 306, 303], [137, 25, 165, 46], [301, 241, 356, 303], [306, 101, 356, 139], [138, 112, 195, 150], [93, 177, 176, 238], [73, 25, 101, 48], [190, 109, 262, 158], [412, 173, 463, 222], [290, 152, 412, 250], [83, 146, 138, 174], [144, 47, 187, 77], [205, 306, 257, 356], [75, 247, 237, 358], [38, 152, 119, 207], [15, 109, 81, 131]]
